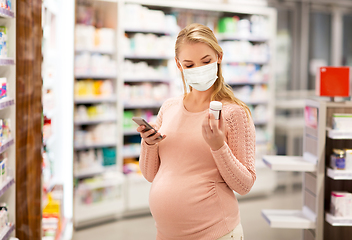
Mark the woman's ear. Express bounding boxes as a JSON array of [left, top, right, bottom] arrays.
[[175, 57, 183, 71], [217, 53, 223, 64]]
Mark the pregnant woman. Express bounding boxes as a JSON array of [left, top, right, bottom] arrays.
[[137, 23, 256, 240]]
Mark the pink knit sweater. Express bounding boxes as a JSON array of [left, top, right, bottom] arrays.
[[139, 96, 256, 240]]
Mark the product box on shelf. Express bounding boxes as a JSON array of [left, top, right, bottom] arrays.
[[332, 113, 352, 131], [42, 189, 63, 239], [346, 150, 352, 170], [315, 67, 350, 97], [0, 157, 7, 184], [330, 191, 352, 217], [0, 78, 7, 100], [0, 26, 7, 58], [0, 0, 11, 11], [0, 202, 9, 233], [0, 118, 11, 146], [330, 149, 352, 170], [75, 79, 114, 99], [330, 149, 346, 170]]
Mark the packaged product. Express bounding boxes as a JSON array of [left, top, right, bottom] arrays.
[[346, 149, 352, 170], [332, 113, 352, 131], [330, 149, 345, 170], [1, 158, 7, 182], [0, 78, 7, 99], [331, 191, 352, 217], [6, 0, 11, 11], [0, 119, 3, 147], [1, 119, 10, 143], [0, 26, 7, 58]]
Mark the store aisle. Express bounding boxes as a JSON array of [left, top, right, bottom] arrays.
[[72, 188, 302, 240]]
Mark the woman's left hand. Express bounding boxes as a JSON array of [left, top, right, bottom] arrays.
[[202, 113, 225, 151]]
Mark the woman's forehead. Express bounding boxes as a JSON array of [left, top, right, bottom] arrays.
[[178, 42, 216, 61]]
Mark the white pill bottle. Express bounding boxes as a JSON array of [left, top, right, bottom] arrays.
[[209, 101, 222, 120]]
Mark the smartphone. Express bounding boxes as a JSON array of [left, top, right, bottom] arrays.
[[132, 117, 163, 139]]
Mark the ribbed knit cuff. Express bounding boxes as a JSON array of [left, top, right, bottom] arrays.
[[210, 142, 228, 156], [141, 139, 159, 149]]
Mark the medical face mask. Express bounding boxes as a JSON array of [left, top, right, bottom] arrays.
[[180, 61, 218, 92]]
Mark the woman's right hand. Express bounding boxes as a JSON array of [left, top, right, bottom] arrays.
[[137, 124, 166, 145]]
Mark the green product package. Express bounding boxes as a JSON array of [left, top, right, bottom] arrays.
[[218, 17, 236, 33], [123, 111, 134, 129]]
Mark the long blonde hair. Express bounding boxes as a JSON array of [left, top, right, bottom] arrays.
[[175, 23, 251, 116]]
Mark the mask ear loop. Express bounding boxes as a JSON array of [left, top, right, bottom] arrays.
[[177, 59, 191, 93]]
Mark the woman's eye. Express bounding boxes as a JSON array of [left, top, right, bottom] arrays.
[[204, 60, 211, 64], [185, 65, 193, 68]]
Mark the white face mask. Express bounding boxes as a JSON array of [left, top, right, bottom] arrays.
[[180, 61, 218, 92]]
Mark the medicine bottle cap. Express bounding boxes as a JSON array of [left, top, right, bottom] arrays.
[[210, 101, 222, 111]]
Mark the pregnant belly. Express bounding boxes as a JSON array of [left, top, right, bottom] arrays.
[[149, 175, 227, 237]]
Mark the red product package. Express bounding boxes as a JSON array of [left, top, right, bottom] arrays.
[[316, 67, 350, 97]]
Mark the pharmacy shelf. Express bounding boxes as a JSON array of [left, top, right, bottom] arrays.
[[327, 168, 352, 180], [275, 99, 305, 110], [0, 58, 15, 66], [74, 165, 110, 178], [74, 142, 116, 150], [0, 224, 15, 240], [262, 155, 316, 172], [124, 55, 172, 60], [0, 8, 14, 18], [74, 198, 124, 225], [0, 177, 14, 198], [75, 74, 117, 79], [327, 128, 352, 139], [0, 138, 14, 154], [123, 152, 140, 159], [326, 212, 352, 226], [261, 209, 316, 229], [124, 102, 163, 109], [75, 48, 115, 55], [222, 60, 269, 65], [74, 95, 117, 104], [226, 81, 268, 86], [254, 119, 268, 125], [124, 77, 171, 83], [74, 117, 117, 125], [123, 129, 138, 136], [124, 28, 171, 35], [244, 100, 268, 105], [0, 99, 14, 110], [216, 33, 269, 42]]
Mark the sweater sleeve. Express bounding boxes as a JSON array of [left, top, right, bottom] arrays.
[[139, 99, 166, 182], [211, 104, 256, 195]]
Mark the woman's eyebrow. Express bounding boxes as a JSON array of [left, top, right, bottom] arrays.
[[201, 55, 211, 60], [182, 55, 211, 62]]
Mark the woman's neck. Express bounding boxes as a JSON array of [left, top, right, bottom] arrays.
[[183, 88, 213, 112]]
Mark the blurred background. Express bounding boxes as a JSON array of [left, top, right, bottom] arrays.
[[39, 0, 352, 240]]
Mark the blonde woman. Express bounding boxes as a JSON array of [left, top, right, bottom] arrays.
[[137, 23, 256, 240]]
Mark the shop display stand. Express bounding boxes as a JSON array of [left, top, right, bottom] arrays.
[[262, 99, 352, 240], [0, 2, 16, 239]]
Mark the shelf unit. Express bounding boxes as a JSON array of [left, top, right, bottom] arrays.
[[0, 225, 15, 240], [72, 0, 124, 228], [0, 2, 16, 239], [262, 99, 352, 240]]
